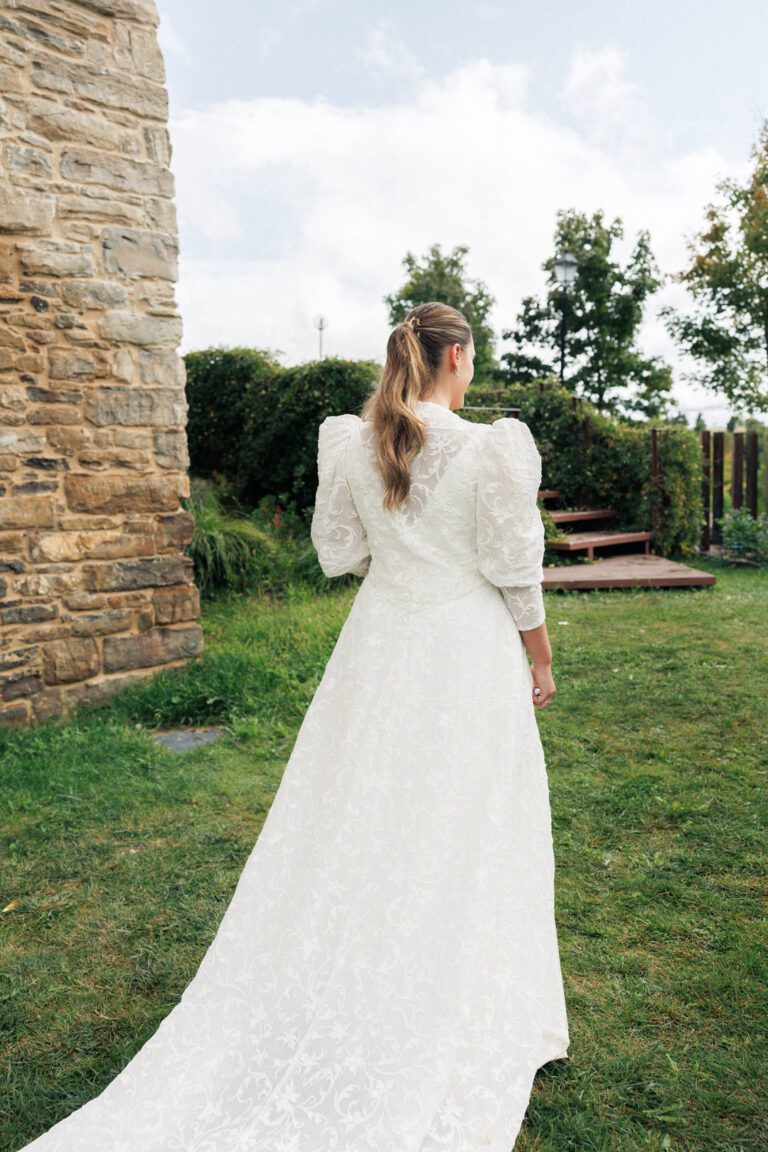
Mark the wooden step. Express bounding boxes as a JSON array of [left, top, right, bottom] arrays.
[[549, 508, 617, 525], [547, 529, 652, 561], [542, 553, 716, 590]]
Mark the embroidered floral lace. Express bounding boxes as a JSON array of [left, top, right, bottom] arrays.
[[310, 404, 546, 630], [19, 401, 568, 1152]]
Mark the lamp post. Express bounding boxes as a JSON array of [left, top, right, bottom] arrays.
[[553, 251, 578, 384], [313, 313, 328, 359]]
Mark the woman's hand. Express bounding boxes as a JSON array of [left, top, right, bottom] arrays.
[[531, 662, 556, 708]]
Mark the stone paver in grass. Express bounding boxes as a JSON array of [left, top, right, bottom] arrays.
[[151, 726, 227, 752]]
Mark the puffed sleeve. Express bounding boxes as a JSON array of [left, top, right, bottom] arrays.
[[476, 418, 546, 631], [310, 414, 371, 579]]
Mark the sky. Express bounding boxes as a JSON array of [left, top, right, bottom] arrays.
[[154, 0, 768, 427]]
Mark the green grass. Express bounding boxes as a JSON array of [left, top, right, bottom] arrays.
[[1, 559, 767, 1151]]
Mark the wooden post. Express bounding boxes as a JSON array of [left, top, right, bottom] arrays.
[[732, 430, 743, 510], [746, 430, 759, 517], [701, 430, 711, 552], [571, 395, 580, 445], [712, 431, 724, 545], [651, 427, 660, 545]]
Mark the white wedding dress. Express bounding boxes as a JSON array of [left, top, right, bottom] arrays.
[[19, 400, 569, 1152]]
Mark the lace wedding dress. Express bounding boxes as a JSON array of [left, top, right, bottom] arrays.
[[19, 400, 569, 1152]]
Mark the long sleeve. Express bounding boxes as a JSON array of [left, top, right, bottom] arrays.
[[310, 414, 372, 579], [475, 418, 546, 631]]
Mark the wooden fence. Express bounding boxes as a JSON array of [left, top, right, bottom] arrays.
[[700, 429, 764, 549], [569, 399, 765, 551]]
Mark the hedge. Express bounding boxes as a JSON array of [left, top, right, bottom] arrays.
[[184, 353, 702, 559]]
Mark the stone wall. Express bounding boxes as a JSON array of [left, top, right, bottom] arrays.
[[0, 0, 203, 727]]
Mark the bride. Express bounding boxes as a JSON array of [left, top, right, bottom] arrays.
[[19, 301, 569, 1151]]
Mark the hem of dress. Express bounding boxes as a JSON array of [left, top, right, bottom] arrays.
[[536, 1035, 570, 1065], [414, 1029, 571, 1152]]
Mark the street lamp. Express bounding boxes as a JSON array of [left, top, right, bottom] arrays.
[[553, 251, 578, 384], [313, 313, 328, 359]]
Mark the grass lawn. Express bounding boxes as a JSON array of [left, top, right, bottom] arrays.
[[1, 557, 766, 1152]]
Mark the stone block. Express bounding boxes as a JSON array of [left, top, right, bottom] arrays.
[[62, 592, 107, 611], [27, 386, 83, 405], [0, 495, 55, 529], [0, 386, 27, 412], [83, 553, 194, 592], [58, 195, 145, 226], [17, 236, 93, 279], [2, 671, 43, 700], [64, 472, 179, 514], [153, 428, 189, 469], [155, 509, 195, 550], [84, 385, 186, 427], [60, 666, 158, 714], [0, 645, 40, 672], [61, 149, 174, 198], [0, 699, 30, 726], [0, 531, 25, 558], [99, 311, 183, 346], [61, 280, 129, 309], [48, 348, 110, 380], [30, 685, 64, 722], [27, 404, 81, 425], [153, 584, 200, 624], [138, 346, 184, 386], [6, 143, 53, 180], [24, 96, 133, 154], [1, 602, 58, 625], [0, 187, 55, 233], [32, 62, 166, 120], [103, 623, 203, 673], [102, 226, 178, 280], [0, 428, 46, 454], [69, 608, 135, 636], [43, 636, 100, 684]]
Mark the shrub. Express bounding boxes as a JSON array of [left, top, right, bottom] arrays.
[[467, 378, 702, 558], [184, 479, 284, 598], [185, 349, 382, 515], [235, 356, 382, 512], [183, 480, 349, 599], [719, 507, 768, 565], [183, 352, 703, 563], [184, 346, 284, 483]]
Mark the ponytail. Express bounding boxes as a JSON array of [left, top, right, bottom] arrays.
[[360, 301, 472, 511]]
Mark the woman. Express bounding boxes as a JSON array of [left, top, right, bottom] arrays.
[[19, 301, 569, 1151]]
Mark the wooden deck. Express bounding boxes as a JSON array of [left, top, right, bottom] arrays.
[[542, 552, 717, 590], [537, 485, 716, 590]]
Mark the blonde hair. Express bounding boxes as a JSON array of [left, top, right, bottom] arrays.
[[360, 301, 473, 511]]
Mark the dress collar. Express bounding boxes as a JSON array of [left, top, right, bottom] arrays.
[[414, 399, 463, 424]]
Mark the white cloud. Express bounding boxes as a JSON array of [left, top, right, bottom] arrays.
[[360, 18, 425, 84], [563, 46, 640, 125], [156, 9, 193, 63], [168, 55, 746, 425]]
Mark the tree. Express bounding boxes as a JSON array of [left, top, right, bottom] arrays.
[[499, 208, 674, 419], [384, 243, 498, 378], [659, 119, 768, 413]]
